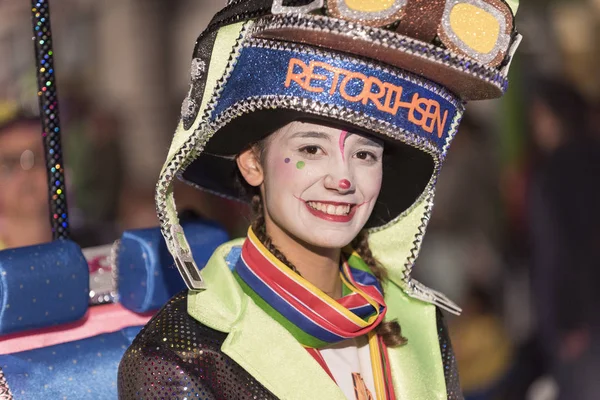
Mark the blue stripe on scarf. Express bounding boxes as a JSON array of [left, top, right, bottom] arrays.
[[235, 255, 347, 343]]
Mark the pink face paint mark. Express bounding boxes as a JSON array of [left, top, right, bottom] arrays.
[[339, 179, 351, 190], [338, 130, 348, 161]]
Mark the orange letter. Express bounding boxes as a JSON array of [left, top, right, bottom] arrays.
[[386, 83, 413, 115], [362, 76, 386, 111], [386, 83, 410, 116], [312, 61, 345, 96], [339, 72, 368, 103], [304, 61, 327, 93], [285, 58, 308, 89], [433, 104, 449, 138], [408, 93, 429, 129]]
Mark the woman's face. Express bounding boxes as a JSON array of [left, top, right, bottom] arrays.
[[245, 121, 384, 249]]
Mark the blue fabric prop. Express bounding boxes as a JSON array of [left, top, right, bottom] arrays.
[[117, 220, 229, 313], [0, 326, 142, 399], [0, 240, 89, 335]]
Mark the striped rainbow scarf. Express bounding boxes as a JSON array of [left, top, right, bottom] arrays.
[[234, 228, 396, 400]]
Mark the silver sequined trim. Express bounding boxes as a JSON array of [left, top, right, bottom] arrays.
[[440, 0, 510, 65], [191, 58, 207, 81], [271, 0, 324, 15], [181, 95, 197, 120], [0, 367, 13, 400], [109, 239, 121, 303]]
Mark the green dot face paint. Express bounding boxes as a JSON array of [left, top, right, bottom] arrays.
[[260, 121, 384, 250]]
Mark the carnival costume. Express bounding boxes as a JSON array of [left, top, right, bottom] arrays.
[[119, 0, 521, 399]]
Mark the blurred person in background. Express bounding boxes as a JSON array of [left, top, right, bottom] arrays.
[[527, 77, 600, 400], [0, 103, 51, 250]]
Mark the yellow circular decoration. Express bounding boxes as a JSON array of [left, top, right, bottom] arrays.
[[449, 3, 500, 54], [344, 0, 398, 13]]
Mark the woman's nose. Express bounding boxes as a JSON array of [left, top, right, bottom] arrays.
[[323, 174, 354, 193]]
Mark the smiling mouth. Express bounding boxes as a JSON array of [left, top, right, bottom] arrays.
[[298, 198, 364, 223], [306, 201, 352, 216]]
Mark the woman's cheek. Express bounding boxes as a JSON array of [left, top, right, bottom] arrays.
[[267, 157, 304, 192], [358, 165, 384, 198]]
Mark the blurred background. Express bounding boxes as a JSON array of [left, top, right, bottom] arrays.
[[0, 0, 599, 399]]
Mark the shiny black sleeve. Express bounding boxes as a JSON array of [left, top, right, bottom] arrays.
[[117, 293, 217, 400], [118, 338, 217, 400], [118, 292, 277, 400], [437, 308, 464, 400]]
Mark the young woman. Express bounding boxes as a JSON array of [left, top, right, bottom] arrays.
[[119, 1, 521, 399]]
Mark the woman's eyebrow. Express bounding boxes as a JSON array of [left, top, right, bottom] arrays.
[[289, 131, 332, 141], [354, 135, 384, 148]]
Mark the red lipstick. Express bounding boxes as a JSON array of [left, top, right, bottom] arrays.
[[297, 198, 365, 223]]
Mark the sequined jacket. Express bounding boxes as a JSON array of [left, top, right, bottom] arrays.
[[118, 240, 463, 400]]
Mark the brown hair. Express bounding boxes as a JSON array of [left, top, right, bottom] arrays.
[[250, 195, 407, 348]]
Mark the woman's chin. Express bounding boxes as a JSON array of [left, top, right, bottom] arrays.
[[293, 218, 367, 249], [296, 229, 358, 250]]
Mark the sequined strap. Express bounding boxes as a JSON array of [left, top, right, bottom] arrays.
[[436, 309, 464, 400], [0, 367, 13, 400]]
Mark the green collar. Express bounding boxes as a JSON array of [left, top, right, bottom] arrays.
[[188, 239, 448, 400]]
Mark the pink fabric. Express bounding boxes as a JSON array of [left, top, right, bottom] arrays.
[[0, 303, 153, 354]]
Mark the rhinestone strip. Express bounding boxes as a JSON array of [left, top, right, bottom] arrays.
[[253, 13, 509, 92], [109, 239, 121, 303], [271, 0, 324, 14], [191, 58, 207, 80], [182, 58, 208, 128], [31, 0, 70, 239], [0, 367, 13, 400]]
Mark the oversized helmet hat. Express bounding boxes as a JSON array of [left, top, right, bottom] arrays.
[[157, 0, 521, 313]]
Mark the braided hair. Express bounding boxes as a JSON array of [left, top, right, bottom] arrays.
[[250, 194, 407, 347]]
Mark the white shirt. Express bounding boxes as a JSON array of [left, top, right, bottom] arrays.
[[319, 336, 376, 400]]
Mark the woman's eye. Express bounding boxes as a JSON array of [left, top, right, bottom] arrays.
[[355, 151, 378, 161], [299, 145, 322, 156]]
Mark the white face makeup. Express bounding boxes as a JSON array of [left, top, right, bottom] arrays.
[[259, 121, 384, 249]]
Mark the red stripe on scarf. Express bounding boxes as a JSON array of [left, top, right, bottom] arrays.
[[341, 262, 386, 302], [378, 335, 397, 400], [243, 237, 385, 335]]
